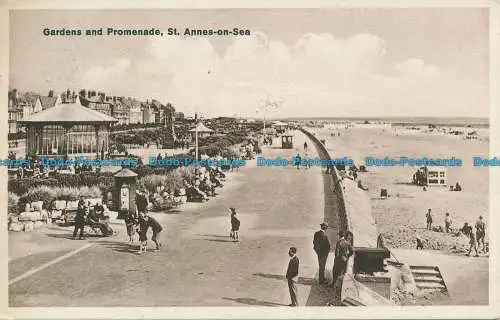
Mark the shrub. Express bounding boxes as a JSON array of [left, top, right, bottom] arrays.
[[20, 185, 57, 206], [139, 174, 169, 194], [8, 192, 19, 214], [9, 173, 115, 195], [165, 170, 184, 193], [177, 166, 196, 182], [19, 185, 102, 208]]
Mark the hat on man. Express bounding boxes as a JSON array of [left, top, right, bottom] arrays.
[[320, 222, 328, 229]]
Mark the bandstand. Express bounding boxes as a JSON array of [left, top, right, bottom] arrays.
[[18, 96, 118, 158]]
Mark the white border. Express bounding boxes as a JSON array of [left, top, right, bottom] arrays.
[[0, 0, 498, 319]]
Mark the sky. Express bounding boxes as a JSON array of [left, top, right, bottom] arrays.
[[10, 8, 489, 118]]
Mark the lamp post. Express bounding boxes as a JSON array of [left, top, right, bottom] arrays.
[[195, 107, 199, 161], [258, 95, 283, 141]]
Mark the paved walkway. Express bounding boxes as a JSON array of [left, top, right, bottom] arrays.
[[9, 130, 340, 307]]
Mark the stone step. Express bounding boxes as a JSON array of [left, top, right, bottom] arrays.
[[409, 265, 438, 271], [411, 270, 441, 277], [415, 282, 446, 290], [341, 297, 365, 306], [413, 276, 444, 284]]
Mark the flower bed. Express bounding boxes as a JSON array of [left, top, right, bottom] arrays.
[[9, 172, 115, 195]]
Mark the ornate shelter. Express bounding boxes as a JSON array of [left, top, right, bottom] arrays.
[[18, 95, 118, 157]]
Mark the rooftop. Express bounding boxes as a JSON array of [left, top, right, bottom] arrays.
[[19, 96, 118, 124]]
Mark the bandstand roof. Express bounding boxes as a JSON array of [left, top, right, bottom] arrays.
[[19, 96, 118, 124], [189, 122, 214, 133], [114, 168, 138, 178]]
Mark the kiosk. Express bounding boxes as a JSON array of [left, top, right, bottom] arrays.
[[113, 168, 138, 218], [281, 135, 293, 149]]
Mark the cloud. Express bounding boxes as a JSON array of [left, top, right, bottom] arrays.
[[395, 58, 440, 78], [82, 59, 131, 88], [76, 32, 487, 118]]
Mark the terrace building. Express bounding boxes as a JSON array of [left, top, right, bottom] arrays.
[[81, 92, 113, 116], [110, 97, 130, 125], [123, 98, 142, 124], [142, 101, 156, 124]]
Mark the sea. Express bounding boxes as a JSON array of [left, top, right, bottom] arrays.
[[280, 117, 489, 128]]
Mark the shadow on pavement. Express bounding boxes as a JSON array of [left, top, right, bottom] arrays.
[[196, 234, 230, 238], [252, 273, 315, 286], [46, 233, 102, 240], [252, 272, 334, 306], [204, 239, 237, 243], [305, 281, 335, 306], [222, 297, 288, 307], [94, 240, 139, 254]]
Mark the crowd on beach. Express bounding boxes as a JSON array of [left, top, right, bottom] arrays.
[[421, 209, 487, 257]]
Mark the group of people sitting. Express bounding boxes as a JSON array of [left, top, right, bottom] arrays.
[[184, 166, 226, 202], [72, 196, 114, 240], [262, 136, 274, 145]]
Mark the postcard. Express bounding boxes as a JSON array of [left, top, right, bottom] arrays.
[[1, 0, 499, 319]]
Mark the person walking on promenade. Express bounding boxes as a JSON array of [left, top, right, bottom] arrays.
[[475, 215, 486, 253], [229, 208, 240, 242], [426, 209, 433, 230], [136, 190, 148, 215], [313, 222, 331, 284], [286, 247, 300, 307], [331, 230, 353, 288], [294, 153, 301, 170], [73, 196, 87, 240], [303, 141, 308, 153], [146, 213, 163, 251], [444, 213, 452, 233]]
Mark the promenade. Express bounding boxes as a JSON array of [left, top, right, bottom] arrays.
[[9, 130, 340, 307]]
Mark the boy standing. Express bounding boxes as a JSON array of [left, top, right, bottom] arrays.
[[137, 213, 149, 254], [230, 208, 240, 242]]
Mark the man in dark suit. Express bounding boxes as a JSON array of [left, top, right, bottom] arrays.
[[286, 247, 299, 307], [313, 222, 331, 284], [331, 230, 353, 287], [136, 190, 148, 215], [73, 196, 87, 240]]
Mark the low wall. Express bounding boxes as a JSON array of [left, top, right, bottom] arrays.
[[299, 128, 349, 232], [300, 127, 391, 305], [300, 128, 378, 246], [342, 179, 378, 247]]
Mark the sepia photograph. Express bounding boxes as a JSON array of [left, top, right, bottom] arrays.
[[1, 1, 499, 319]]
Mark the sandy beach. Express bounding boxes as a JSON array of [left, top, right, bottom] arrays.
[[307, 124, 489, 255]]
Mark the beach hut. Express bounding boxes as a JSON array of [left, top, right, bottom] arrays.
[[426, 166, 447, 186], [281, 135, 293, 149]]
